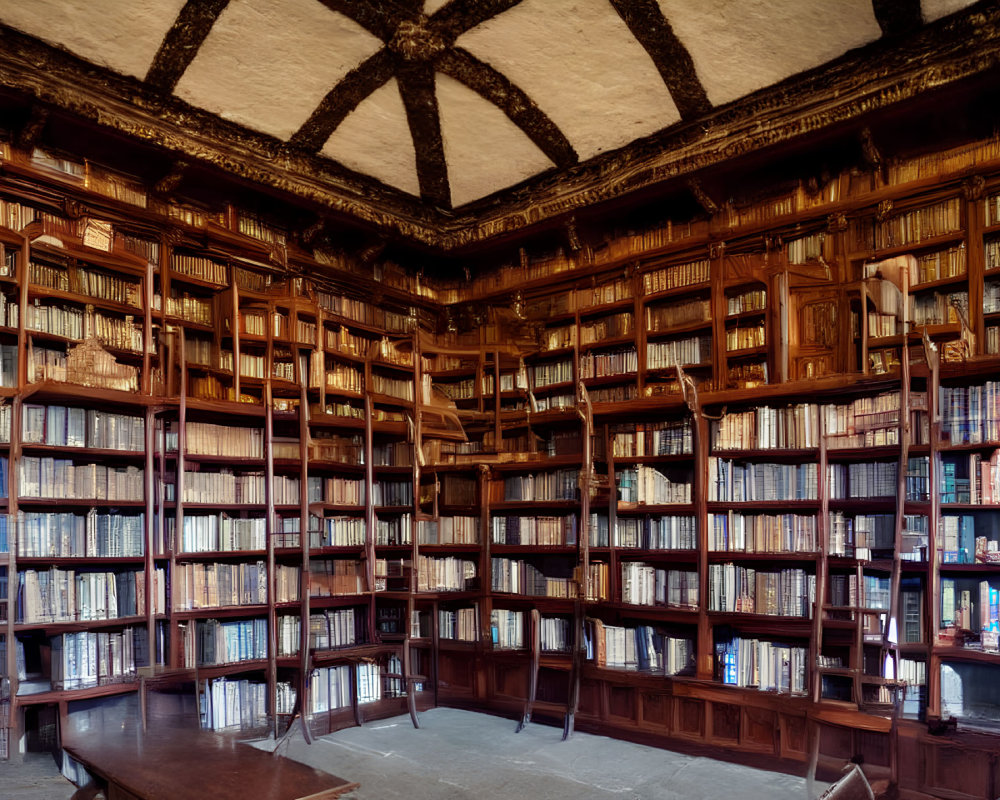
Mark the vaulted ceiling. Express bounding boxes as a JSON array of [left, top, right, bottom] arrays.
[[0, 0, 990, 246]]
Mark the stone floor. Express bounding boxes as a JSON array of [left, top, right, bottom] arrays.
[[0, 752, 79, 800], [256, 708, 827, 800], [0, 708, 831, 799]]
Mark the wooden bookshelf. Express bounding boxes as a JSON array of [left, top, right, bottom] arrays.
[[4, 114, 1000, 798]]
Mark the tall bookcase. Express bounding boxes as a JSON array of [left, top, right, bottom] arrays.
[[1, 127, 1000, 797]]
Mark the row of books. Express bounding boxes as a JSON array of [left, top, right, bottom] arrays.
[[0, 290, 17, 328], [716, 637, 808, 694], [172, 253, 227, 285], [200, 677, 294, 731], [370, 374, 414, 402], [167, 292, 212, 325], [371, 480, 413, 507], [186, 618, 268, 668], [617, 466, 692, 505], [173, 561, 269, 610], [179, 470, 270, 505], [182, 421, 264, 458], [580, 312, 634, 345], [823, 392, 910, 449], [941, 451, 1000, 504], [646, 335, 712, 369], [417, 516, 480, 545], [50, 627, 144, 690], [707, 565, 816, 617], [22, 405, 144, 451], [827, 573, 891, 610], [609, 419, 692, 458], [709, 459, 818, 502], [19, 458, 142, 501], [18, 567, 163, 623], [26, 301, 143, 352], [826, 462, 898, 499], [491, 557, 573, 598], [502, 469, 579, 502], [642, 259, 710, 295], [324, 363, 364, 394], [725, 322, 765, 351], [376, 514, 412, 545], [416, 555, 476, 593], [708, 512, 817, 554], [176, 514, 266, 553], [316, 291, 414, 335], [711, 404, 820, 451], [727, 288, 767, 316], [309, 664, 352, 714], [579, 347, 637, 379], [529, 358, 572, 388], [620, 564, 698, 608], [308, 476, 364, 505], [490, 608, 524, 649], [18, 510, 145, 558], [491, 514, 577, 546], [865, 196, 962, 252], [939, 382, 1000, 444], [606, 514, 697, 550], [320, 515, 366, 547], [439, 606, 478, 641], [646, 297, 710, 332], [586, 619, 693, 675]]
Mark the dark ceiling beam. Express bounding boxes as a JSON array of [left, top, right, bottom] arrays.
[[0, 6, 996, 249], [438, 48, 577, 169], [430, 0, 524, 43], [871, 0, 923, 37], [290, 49, 397, 152], [145, 0, 231, 92], [397, 64, 451, 208], [609, 0, 711, 120]]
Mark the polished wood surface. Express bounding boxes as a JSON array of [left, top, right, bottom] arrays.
[[62, 697, 356, 800]]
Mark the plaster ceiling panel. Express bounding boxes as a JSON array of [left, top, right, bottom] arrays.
[[457, 0, 681, 161], [436, 73, 554, 208], [321, 78, 420, 198], [922, 0, 978, 22], [0, 0, 186, 78], [658, 0, 882, 107], [174, 0, 382, 141]]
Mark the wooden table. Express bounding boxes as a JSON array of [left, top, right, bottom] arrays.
[[62, 717, 357, 800]]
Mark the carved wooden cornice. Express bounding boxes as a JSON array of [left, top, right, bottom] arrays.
[[0, 5, 998, 251]]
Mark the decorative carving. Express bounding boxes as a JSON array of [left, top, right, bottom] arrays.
[[62, 198, 85, 220], [860, 127, 882, 171], [876, 199, 894, 222], [16, 104, 48, 149], [687, 177, 718, 216], [826, 213, 848, 233], [154, 161, 188, 196], [565, 216, 582, 252], [388, 16, 447, 61], [0, 4, 994, 248], [358, 239, 386, 265], [963, 174, 986, 202]]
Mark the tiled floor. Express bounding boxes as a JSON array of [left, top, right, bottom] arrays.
[[256, 708, 827, 800], [0, 707, 831, 799]]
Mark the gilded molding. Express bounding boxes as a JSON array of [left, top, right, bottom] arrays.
[[0, 7, 998, 249]]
